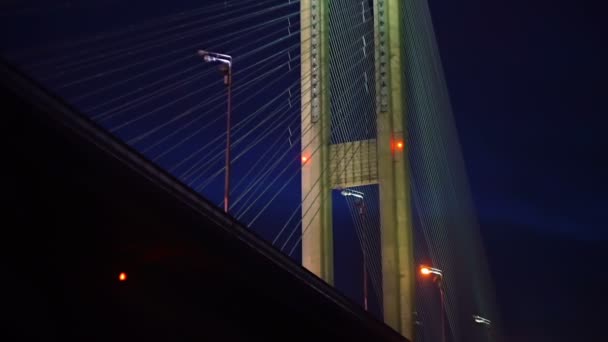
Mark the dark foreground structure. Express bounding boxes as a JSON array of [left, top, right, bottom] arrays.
[[0, 61, 407, 342]]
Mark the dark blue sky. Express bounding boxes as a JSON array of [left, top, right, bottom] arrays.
[[429, 0, 608, 340], [431, 0, 607, 241], [2, 0, 607, 341]]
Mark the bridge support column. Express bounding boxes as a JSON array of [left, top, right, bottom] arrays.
[[374, 0, 415, 339], [301, 0, 333, 284]]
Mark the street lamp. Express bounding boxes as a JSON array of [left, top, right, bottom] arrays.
[[198, 49, 233, 214], [473, 314, 492, 341], [341, 188, 365, 199], [341, 188, 368, 311], [420, 266, 443, 277], [420, 265, 446, 342], [473, 314, 491, 326]]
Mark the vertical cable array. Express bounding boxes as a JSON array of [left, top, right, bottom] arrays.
[[402, 1, 501, 341]]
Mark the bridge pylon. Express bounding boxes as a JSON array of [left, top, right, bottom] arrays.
[[301, 0, 414, 340], [373, 0, 415, 339], [301, 0, 334, 284]]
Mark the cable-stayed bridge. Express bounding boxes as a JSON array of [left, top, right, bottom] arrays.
[[2, 1, 499, 341]]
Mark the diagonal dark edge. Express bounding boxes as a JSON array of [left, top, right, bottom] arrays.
[[0, 57, 408, 342]]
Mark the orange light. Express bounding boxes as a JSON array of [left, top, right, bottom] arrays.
[[396, 141, 404, 150], [420, 267, 431, 276], [302, 156, 308, 163], [118, 272, 127, 282]]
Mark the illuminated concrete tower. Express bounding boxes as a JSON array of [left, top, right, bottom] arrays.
[[301, 0, 414, 339], [373, 0, 415, 339], [301, 0, 333, 284]]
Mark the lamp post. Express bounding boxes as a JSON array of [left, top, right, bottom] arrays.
[[420, 265, 446, 342], [341, 189, 368, 311], [473, 314, 492, 341], [197, 50, 233, 214]]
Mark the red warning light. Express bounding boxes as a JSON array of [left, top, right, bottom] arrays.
[[395, 141, 404, 150], [302, 156, 308, 163], [118, 272, 127, 282]]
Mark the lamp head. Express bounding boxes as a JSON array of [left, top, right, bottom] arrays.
[[420, 265, 443, 278], [473, 315, 492, 326], [340, 189, 364, 199], [198, 49, 232, 64]]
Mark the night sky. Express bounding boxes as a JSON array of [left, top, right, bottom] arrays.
[[2, 1, 607, 341], [429, 0, 608, 340]]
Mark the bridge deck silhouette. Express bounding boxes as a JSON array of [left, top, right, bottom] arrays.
[[1, 60, 408, 342]]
